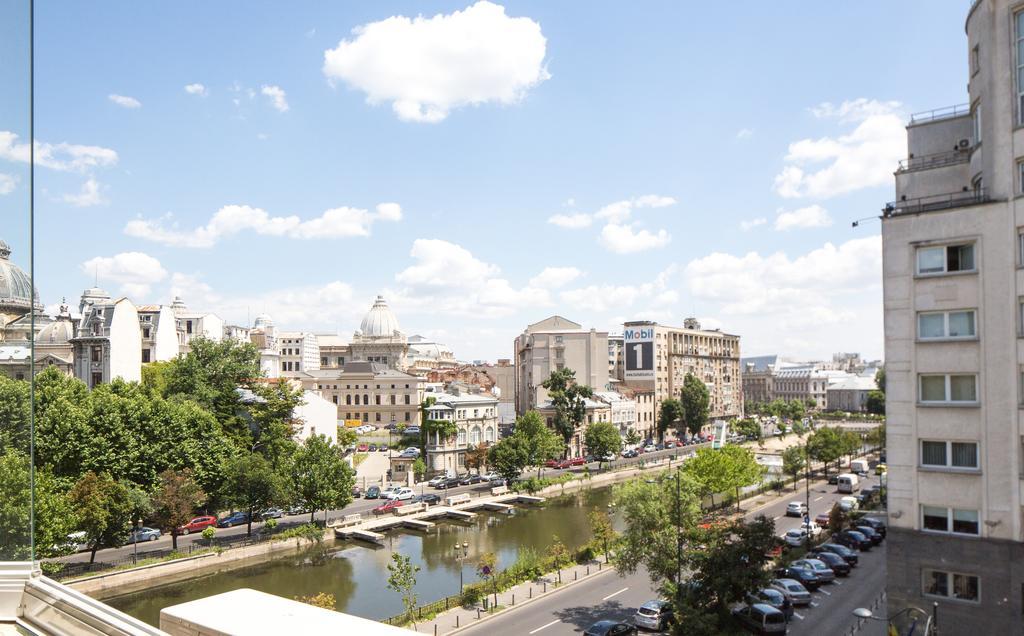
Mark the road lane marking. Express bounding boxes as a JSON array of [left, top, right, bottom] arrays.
[[529, 619, 560, 634], [602, 587, 629, 601], [810, 601, 819, 607], [819, 588, 832, 596], [814, 496, 823, 502], [833, 580, 843, 586], [773, 515, 782, 521], [792, 612, 805, 620]]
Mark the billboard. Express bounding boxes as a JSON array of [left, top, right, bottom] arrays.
[[623, 326, 655, 381]]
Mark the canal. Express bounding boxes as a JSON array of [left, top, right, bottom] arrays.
[[107, 486, 615, 626]]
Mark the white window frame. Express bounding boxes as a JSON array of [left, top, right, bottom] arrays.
[[972, 101, 982, 145], [922, 569, 981, 604], [919, 440, 979, 470], [920, 505, 980, 536], [915, 243, 976, 276], [917, 310, 977, 340], [918, 374, 978, 404]]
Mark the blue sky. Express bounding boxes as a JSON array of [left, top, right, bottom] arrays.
[[2, 1, 970, 361]]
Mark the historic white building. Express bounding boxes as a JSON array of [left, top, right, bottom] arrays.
[[594, 391, 638, 439], [70, 294, 142, 387], [349, 296, 409, 369], [422, 389, 499, 475], [279, 331, 319, 375], [293, 389, 339, 444], [170, 296, 223, 354], [136, 305, 180, 364]]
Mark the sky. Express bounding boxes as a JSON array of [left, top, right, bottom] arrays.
[[0, 1, 972, 362]]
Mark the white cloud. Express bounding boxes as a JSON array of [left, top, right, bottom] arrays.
[[740, 218, 766, 231], [547, 213, 592, 229], [774, 98, 904, 199], [62, 178, 105, 207], [322, 1, 549, 123], [736, 128, 753, 139], [125, 202, 402, 248], [560, 266, 677, 313], [261, 85, 289, 112], [0, 131, 118, 173], [633, 194, 676, 209], [108, 94, 141, 109], [773, 204, 832, 231], [81, 252, 168, 298], [396, 239, 499, 288], [0, 173, 16, 195], [528, 266, 583, 289], [598, 223, 671, 254], [184, 83, 207, 96]]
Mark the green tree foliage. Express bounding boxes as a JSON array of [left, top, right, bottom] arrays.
[[625, 429, 641, 446], [588, 510, 616, 560], [786, 399, 806, 421], [0, 373, 31, 452], [781, 445, 806, 488], [719, 444, 766, 510], [508, 410, 563, 478], [152, 468, 207, 551], [0, 449, 76, 561], [488, 435, 530, 484], [386, 553, 420, 627], [840, 430, 862, 464], [680, 374, 710, 437], [290, 435, 354, 524], [657, 398, 684, 441], [68, 472, 135, 563], [733, 418, 761, 442], [865, 424, 885, 449], [584, 421, 622, 468], [683, 445, 764, 510], [476, 551, 498, 606], [875, 368, 886, 393], [866, 390, 885, 415], [806, 427, 844, 475], [244, 380, 304, 463], [220, 453, 289, 536], [541, 368, 594, 450]]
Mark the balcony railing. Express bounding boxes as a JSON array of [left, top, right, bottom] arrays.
[[896, 148, 970, 172], [909, 103, 970, 125], [883, 188, 990, 217]]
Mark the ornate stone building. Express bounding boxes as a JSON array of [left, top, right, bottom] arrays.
[[348, 295, 409, 369]]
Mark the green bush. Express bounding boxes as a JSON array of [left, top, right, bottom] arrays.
[[272, 523, 324, 544], [461, 584, 483, 606], [200, 526, 216, 541], [575, 544, 597, 564]]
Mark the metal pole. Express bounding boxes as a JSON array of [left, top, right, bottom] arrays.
[[676, 467, 682, 598], [804, 444, 811, 549], [932, 601, 938, 635]]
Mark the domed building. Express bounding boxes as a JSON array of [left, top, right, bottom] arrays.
[[0, 239, 44, 335], [350, 295, 409, 370]]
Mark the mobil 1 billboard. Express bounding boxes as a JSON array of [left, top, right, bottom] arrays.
[[624, 326, 655, 386]]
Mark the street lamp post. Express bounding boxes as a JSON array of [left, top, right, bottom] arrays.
[[132, 517, 141, 564], [853, 603, 938, 635], [453, 541, 469, 592], [803, 443, 811, 549]]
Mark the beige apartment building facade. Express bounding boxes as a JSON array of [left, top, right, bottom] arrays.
[[883, 2, 1024, 630], [514, 315, 609, 415]]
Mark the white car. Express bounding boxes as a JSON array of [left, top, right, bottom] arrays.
[[785, 501, 807, 517], [839, 496, 859, 512], [385, 487, 415, 501], [800, 521, 823, 538], [783, 528, 808, 547]]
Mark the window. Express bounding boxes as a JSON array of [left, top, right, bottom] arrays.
[[919, 374, 977, 404], [186, 320, 193, 334], [142, 327, 151, 339], [405, 412, 410, 422], [405, 395, 410, 405], [917, 310, 976, 339], [91, 346, 102, 363], [924, 569, 980, 603], [972, 102, 982, 144], [971, 44, 980, 76], [332, 396, 338, 405], [916, 244, 975, 275], [141, 349, 151, 363], [921, 441, 978, 469], [921, 505, 980, 536]]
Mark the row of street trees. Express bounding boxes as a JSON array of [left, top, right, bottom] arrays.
[[656, 374, 710, 441]]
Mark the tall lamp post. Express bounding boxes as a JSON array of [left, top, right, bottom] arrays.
[[853, 603, 938, 635], [132, 517, 142, 564], [453, 541, 469, 591]]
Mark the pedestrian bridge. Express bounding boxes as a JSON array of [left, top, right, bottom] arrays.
[[331, 492, 545, 544]]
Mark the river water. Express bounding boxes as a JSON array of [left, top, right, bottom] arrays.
[[107, 487, 615, 626]]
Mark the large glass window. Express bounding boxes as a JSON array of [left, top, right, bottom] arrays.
[[919, 374, 978, 404], [916, 244, 975, 275], [921, 505, 980, 536], [922, 441, 979, 469], [917, 310, 976, 339], [924, 569, 980, 603]]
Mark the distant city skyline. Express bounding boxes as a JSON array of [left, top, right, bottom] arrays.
[[1, 1, 969, 361]]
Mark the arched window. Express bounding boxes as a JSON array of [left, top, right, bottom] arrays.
[[363, 394, 369, 405], [484, 427, 495, 443], [390, 394, 396, 405], [346, 395, 352, 405], [470, 426, 481, 445]]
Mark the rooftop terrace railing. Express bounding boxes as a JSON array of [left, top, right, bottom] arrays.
[[909, 103, 970, 125], [896, 148, 971, 172], [883, 188, 989, 217]]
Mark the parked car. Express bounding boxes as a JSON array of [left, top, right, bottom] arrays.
[[437, 477, 462, 489], [814, 543, 859, 566], [827, 474, 839, 485], [261, 508, 284, 520], [621, 449, 639, 459], [835, 530, 871, 551], [459, 474, 486, 486], [773, 566, 821, 591], [218, 511, 250, 528], [413, 493, 441, 506], [368, 444, 378, 452], [482, 472, 502, 483], [357, 443, 369, 452], [570, 457, 586, 467], [404, 426, 421, 435], [178, 515, 218, 535], [800, 522, 822, 538], [814, 512, 831, 527], [129, 527, 162, 542], [858, 516, 887, 538], [809, 550, 851, 576], [365, 485, 381, 499], [664, 440, 676, 449], [791, 558, 835, 583], [428, 475, 448, 487], [583, 620, 637, 636], [544, 459, 560, 468], [746, 588, 793, 622], [785, 501, 807, 517], [379, 444, 389, 452], [783, 529, 808, 548], [287, 504, 311, 516], [854, 525, 883, 545], [633, 600, 674, 631], [732, 603, 788, 634], [769, 579, 811, 607], [372, 499, 405, 515], [351, 486, 362, 499], [385, 487, 415, 501], [838, 496, 859, 512]]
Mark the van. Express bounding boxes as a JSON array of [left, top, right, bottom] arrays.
[[849, 459, 869, 475], [836, 473, 860, 494]]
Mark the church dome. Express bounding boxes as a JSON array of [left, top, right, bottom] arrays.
[[0, 239, 42, 316], [253, 313, 275, 329], [37, 318, 74, 345], [358, 295, 401, 338]]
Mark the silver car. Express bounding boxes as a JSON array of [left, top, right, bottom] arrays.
[[792, 558, 835, 583], [770, 578, 811, 606], [633, 600, 672, 631]]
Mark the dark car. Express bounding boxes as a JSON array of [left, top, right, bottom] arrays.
[[827, 474, 839, 485], [732, 603, 788, 634], [437, 476, 462, 489], [583, 620, 637, 636], [459, 474, 486, 486], [815, 543, 859, 566], [814, 512, 832, 527], [835, 529, 871, 551], [365, 485, 381, 499], [858, 516, 887, 538], [808, 550, 851, 576], [414, 493, 441, 506], [368, 443, 378, 452], [218, 511, 249, 528], [773, 566, 820, 591], [746, 588, 793, 621], [622, 449, 639, 458], [854, 525, 883, 545], [379, 443, 389, 452], [351, 486, 362, 498]]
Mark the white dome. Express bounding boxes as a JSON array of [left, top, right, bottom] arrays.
[[253, 313, 274, 328], [359, 295, 401, 338]]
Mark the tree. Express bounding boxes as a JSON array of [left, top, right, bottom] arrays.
[[866, 390, 885, 415], [733, 418, 761, 442], [546, 536, 571, 583], [657, 398, 684, 441], [541, 368, 594, 453], [476, 552, 498, 607], [152, 469, 207, 551], [220, 453, 288, 536], [625, 429, 641, 447], [290, 435, 354, 524], [68, 472, 135, 563], [875, 368, 886, 393], [0, 374, 31, 453], [513, 411, 563, 477], [865, 424, 885, 450], [840, 430, 862, 466], [827, 502, 849, 534], [0, 449, 76, 561], [411, 457, 427, 481], [465, 443, 490, 474], [806, 427, 844, 476], [488, 436, 529, 484], [386, 553, 420, 627], [683, 448, 731, 509], [588, 510, 616, 560], [679, 374, 710, 438], [584, 421, 622, 469], [786, 399, 806, 422], [717, 445, 765, 511], [781, 445, 806, 490]]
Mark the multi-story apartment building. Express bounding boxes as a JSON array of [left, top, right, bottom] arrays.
[[622, 318, 742, 429], [594, 391, 638, 439], [318, 334, 350, 369], [302, 361, 424, 425], [170, 296, 223, 354], [70, 296, 141, 388], [279, 331, 319, 375], [608, 334, 624, 381], [136, 305, 179, 364], [882, 2, 1024, 629], [514, 315, 609, 415]]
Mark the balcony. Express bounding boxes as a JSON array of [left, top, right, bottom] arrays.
[[896, 148, 970, 173], [883, 188, 990, 217], [909, 103, 970, 125]]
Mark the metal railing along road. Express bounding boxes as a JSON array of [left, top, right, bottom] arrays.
[[884, 188, 990, 216], [909, 103, 970, 124], [896, 148, 970, 172]]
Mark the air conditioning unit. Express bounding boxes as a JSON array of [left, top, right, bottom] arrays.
[[958, 138, 971, 149]]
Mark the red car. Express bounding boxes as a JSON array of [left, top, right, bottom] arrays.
[[357, 443, 369, 452], [544, 459, 560, 468], [177, 515, 217, 535], [815, 513, 832, 527], [569, 457, 585, 467], [373, 500, 405, 515]]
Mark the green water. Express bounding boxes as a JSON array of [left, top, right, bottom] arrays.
[[106, 487, 615, 626]]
